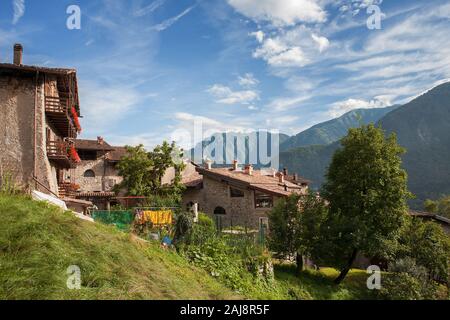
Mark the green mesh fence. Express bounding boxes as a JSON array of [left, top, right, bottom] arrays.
[[91, 210, 134, 231]]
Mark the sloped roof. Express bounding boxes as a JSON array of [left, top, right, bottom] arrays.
[[107, 146, 128, 162], [0, 63, 76, 75], [196, 166, 308, 197], [75, 139, 115, 151]]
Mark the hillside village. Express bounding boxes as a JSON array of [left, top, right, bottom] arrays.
[[1, 43, 450, 301]]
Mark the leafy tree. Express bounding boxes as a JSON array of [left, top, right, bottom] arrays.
[[321, 124, 411, 284], [116, 141, 186, 201], [268, 192, 328, 274], [424, 195, 450, 219], [396, 218, 450, 282]]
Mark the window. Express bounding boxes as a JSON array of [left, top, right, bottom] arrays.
[[255, 191, 273, 208], [230, 187, 244, 198], [84, 170, 95, 178], [214, 206, 226, 215]]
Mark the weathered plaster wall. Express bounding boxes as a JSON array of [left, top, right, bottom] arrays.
[[0, 73, 60, 195]]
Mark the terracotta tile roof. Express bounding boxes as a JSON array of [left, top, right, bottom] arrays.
[[182, 171, 203, 188], [76, 192, 116, 198], [196, 166, 308, 197], [107, 146, 128, 162], [75, 139, 115, 151]]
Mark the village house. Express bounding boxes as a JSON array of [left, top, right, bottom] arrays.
[[182, 160, 309, 230], [72, 137, 127, 210], [0, 44, 87, 210]]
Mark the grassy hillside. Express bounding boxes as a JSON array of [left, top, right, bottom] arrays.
[[280, 106, 398, 151], [0, 195, 238, 300], [0, 195, 375, 300]]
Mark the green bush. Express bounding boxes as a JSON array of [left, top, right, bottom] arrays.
[[378, 258, 441, 300]]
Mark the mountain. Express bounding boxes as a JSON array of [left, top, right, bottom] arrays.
[[188, 131, 290, 168], [379, 82, 450, 207], [280, 106, 398, 151], [280, 82, 450, 208]]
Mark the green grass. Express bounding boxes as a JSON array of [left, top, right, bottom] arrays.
[[0, 194, 376, 300], [273, 264, 377, 300], [0, 195, 238, 300]]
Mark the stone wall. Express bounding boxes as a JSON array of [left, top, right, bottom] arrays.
[[0, 73, 59, 195], [73, 157, 123, 192], [182, 175, 278, 229]]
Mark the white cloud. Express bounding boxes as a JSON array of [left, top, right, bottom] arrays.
[[267, 95, 311, 112], [12, 0, 25, 25], [227, 0, 326, 26], [134, 0, 166, 17], [250, 30, 265, 43], [311, 34, 330, 53], [251, 25, 329, 68], [238, 73, 259, 87], [207, 84, 259, 105], [149, 5, 195, 32], [329, 96, 393, 118]]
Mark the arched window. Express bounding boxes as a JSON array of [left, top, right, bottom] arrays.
[[214, 206, 226, 215], [84, 169, 95, 178]]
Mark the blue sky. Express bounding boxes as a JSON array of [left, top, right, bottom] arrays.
[[1, 0, 450, 149]]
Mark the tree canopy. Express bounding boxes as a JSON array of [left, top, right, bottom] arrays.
[[320, 124, 412, 283], [115, 141, 186, 201]]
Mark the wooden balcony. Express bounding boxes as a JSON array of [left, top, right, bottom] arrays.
[[46, 140, 73, 169], [45, 96, 76, 138]]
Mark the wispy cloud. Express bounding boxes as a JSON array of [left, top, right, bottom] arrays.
[[149, 5, 196, 32], [207, 84, 259, 105], [134, 0, 166, 17], [12, 0, 25, 25]]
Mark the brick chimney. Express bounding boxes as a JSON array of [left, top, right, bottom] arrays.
[[13, 43, 23, 65], [232, 160, 238, 171], [97, 136, 104, 145], [244, 164, 253, 175], [277, 172, 284, 184]]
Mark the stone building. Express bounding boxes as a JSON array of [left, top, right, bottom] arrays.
[[73, 137, 127, 209], [0, 44, 83, 202], [182, 161, 309, 230]]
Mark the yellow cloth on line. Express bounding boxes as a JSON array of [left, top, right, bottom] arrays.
[[139, 210, 173, 225]]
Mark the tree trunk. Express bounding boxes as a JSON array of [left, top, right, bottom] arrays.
[[334, 249, 358, 285], [296, 252, 304, 275]]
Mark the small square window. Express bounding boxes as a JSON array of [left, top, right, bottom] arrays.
[[255, 191, 273, 208], [230, 187, 245, 198]]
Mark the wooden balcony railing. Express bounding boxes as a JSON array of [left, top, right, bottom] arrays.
[[45, 96, 77, 138], [46, 140, 73, 169], [45, 96, 68, 114]]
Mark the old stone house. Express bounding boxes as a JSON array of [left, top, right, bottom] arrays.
[[0, 44, 84, 203], [72, 137, 127, 209], [182, 161, 309, 230]]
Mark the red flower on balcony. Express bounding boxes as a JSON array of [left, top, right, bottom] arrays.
[[71, 106, 82, 133], [69, 145, 81, 163]]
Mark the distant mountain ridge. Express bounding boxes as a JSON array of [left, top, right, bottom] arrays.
[[280, 82, 450, 209], [280, 106, 399, 151]]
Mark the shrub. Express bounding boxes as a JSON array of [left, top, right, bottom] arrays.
[[378, 258, 441, 300]]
